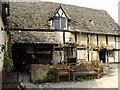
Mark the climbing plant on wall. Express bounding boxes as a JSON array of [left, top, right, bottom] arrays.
[[86, 42, 114, 61], [1, 27, 14, 73], [87, 42, 114, 51], [3, 38, 14, 72]]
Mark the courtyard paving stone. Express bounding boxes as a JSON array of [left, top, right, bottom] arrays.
[[19, 68, 118, 88]]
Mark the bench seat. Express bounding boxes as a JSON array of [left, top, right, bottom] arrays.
[[70, 64, 99, 81]]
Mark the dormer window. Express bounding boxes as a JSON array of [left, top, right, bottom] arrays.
[[53, 17, 67, 30], [49, 5, 70, 30]]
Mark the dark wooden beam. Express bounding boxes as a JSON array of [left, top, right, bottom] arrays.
[[106, 35, 109, 63], [12, 42, 58, 46], [115, 36, 116, 49], [4, 28, 120, 36], [75, 33, 77, 58], [63, 31, 65, 44], [97, 34, 98, 46], [87, 34, 89, 61], [106, 35, 108, 44], [63, 31, 66, 59]]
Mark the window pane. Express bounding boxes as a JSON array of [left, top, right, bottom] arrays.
[[108, 51, 114, 57], [61, 18, 67, 29], [54, 19, 60, 29], [116, 41, 120, 49], [65, 47, 76, 58]]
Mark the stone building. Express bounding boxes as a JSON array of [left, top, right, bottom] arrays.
[[6, 2, 120, 72]]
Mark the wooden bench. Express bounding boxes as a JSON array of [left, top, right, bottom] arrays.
[[56, 64, 70, 81], [70, 63, 99, 81]]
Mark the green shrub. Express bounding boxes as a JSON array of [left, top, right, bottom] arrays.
[[68, 56, 76, 58], [3, 40, 14, 74], [91, 60, 104, 78], [3, 51, 14, 72], [91, 60, 103, 72], [77, 75, 97, 81], [34, 65, 100, 84], [34, 68, 57, 84]]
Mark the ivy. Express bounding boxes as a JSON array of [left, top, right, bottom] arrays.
[[3, 39, 14, 73], [34, 68, 57, 84], [77, 75, 97, 81]]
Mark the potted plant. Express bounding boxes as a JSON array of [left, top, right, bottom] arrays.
[[67, 56, 76, 63]]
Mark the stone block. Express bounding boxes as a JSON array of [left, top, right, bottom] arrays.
[[31, 64, 49, 81], [103, 67, 110, 75]]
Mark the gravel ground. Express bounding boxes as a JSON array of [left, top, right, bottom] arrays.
[[19, 68, 118, 88]]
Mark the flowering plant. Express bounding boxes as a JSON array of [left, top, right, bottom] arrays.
[[87, 42, 114, 51], [17, 81, 26, 90]]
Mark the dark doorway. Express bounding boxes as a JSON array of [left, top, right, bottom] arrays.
[[12, 46, 26, 72], [12, 44, 54, 72], [99, 50, 106, 63]]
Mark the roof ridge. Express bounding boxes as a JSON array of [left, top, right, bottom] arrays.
[[41, 1, 107, 12], [9, 1, 107, 12]]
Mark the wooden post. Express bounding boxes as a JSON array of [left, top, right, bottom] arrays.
[[97, 34, 99, 46], [87, 34, 89, 61], [63, 31, 66, 59], [75, 32, 77, 58], [52, 44, 55, 66], [63, 31, 65, 44], [106, 35, 108, 63]]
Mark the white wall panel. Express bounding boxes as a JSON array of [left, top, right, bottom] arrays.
[[89, 51, 99, 61], [77, 50, 88, 61], [98, 35, 106, 45], [108, 36, 115, 48], [89, 35, 97, 45], [77, 34, 87, 46], [65, 32, 75, 43]]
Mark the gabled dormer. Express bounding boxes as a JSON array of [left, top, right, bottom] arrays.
[[49, 5, 70, 30]]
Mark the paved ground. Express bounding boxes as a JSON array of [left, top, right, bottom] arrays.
[[18, 68, 118, 88]]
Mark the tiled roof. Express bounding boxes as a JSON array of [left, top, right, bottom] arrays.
[[8, 2, 119, 35], [9, 2, 120, 44]]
